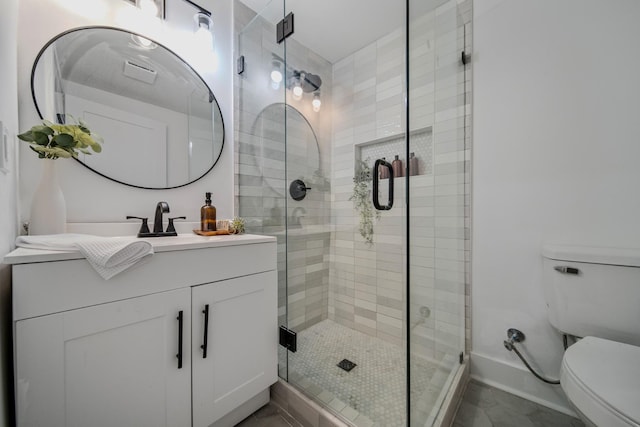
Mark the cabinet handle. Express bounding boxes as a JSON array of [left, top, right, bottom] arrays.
[[201, 304, 209, 358], [176, 310, 184, 369]]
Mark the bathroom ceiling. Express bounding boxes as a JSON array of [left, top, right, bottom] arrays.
[[239, 0, 405, 63]]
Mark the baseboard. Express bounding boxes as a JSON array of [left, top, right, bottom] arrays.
[[470, 351, 576, 417]]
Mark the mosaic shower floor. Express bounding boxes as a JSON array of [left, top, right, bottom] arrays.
[[284, 319, 455, 427]]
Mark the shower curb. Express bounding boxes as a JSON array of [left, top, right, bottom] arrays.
[[272, 379, 350, 427], [437, 360, 470, 427], [271, 359, 469, 427]]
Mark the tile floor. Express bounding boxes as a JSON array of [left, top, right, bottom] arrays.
[[236, 379, 585, 427], [453, 380, 584, 427], [284, 319, 454, 426]]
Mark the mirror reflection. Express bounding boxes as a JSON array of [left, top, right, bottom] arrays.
[[31, 26, 224, 189]]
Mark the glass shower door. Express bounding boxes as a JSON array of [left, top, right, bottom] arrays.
[[235, 0, 289, 379], [281, 3, 411, 426], [236, 0, 470, 424], [408, 0, 468, 424]]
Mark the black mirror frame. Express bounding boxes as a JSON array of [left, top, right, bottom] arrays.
[[30, 25, 225, 190]]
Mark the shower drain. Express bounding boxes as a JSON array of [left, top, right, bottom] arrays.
[[337, 359, 357, 372]]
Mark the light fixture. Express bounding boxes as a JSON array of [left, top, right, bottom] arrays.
[[273, 59, 323, 108], [312, 92, 321, 112], [292, 73, 304, 100], [270, 60, 283, 89], [194, 12, 214, 51]]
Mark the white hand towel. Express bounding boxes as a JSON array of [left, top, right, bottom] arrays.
[[16, 234, 154, 280]]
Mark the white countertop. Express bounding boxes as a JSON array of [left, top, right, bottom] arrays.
[[4, 233, 276, 265]]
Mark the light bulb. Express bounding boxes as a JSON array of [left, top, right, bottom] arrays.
[[138, 0, 158, 17], [194, 13, 214, 51], [270, 60, 283, 86], [292, 85, 303, 100], [292, 80, 303, 100], [195, 26, 213, 51], [270, 69, 283, 84], [312, 93, 321, 112]]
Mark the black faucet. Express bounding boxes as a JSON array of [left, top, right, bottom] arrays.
[[153, 201, 170, 233], [127, 202, 185, 237]]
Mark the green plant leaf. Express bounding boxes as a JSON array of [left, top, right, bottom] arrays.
[[78, 118, 91, 134], [33, 132, 50, 146], [350, 159, 378, 245], [20, 117, 102, 160], [53, 133, 74, 148], [17, 130, 35, 142], [28, 146, 44, 157], [32, 125, 53, 135]]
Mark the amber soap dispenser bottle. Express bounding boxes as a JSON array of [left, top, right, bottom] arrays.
[[201, 192, 217, 231]]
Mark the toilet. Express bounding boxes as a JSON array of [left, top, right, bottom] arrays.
[[542, 245, 640, 427]]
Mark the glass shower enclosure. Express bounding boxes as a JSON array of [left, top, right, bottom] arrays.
[[235, 0, 470, 425]]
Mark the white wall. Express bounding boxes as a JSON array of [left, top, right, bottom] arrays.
[[17, 0, 234, 226], [0, 0, 20, 424], [472, 0, 640, 413]]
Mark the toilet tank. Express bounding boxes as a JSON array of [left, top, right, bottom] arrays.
[[542, 245, 640, 346]]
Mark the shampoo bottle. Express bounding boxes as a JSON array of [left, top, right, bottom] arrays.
[[409, 152, 419, 176], [201, 192, 217, 231], [379, 157, 389, 179], [392, 155, 404, 177]]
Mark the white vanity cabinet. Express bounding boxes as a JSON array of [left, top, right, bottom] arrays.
[[15, 288, 192, 427], [191, 271, 277, 427], [5, 235, 277, 427]]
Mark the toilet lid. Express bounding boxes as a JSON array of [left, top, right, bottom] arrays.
[[562, 336, 640, 426]]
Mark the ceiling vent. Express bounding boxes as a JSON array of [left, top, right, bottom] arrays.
[[123, 60, 157, 84]]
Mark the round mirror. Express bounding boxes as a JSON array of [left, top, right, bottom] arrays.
[[31, 26, 224, 189], [251, 103, 321, 193]]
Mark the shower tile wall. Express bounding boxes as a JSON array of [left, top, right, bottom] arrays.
[[329, 0, 471, 362], [329, 26, 408, 347], [234, 0, 333, 332]]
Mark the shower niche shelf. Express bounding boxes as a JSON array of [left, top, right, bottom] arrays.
[[355, 126, 432, 177]]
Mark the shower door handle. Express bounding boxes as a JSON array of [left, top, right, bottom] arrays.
[[373, 158, 394, 210]]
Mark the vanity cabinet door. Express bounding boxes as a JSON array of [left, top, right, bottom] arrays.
[[191, 271, 278, 427], [15, 288, 191, 427]]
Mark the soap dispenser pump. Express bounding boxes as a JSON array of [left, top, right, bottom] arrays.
[[201, 192, 217, 231]]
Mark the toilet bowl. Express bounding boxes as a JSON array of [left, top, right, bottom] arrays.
[[560, 336, 640, 427], [542, 245, 640, 426]]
